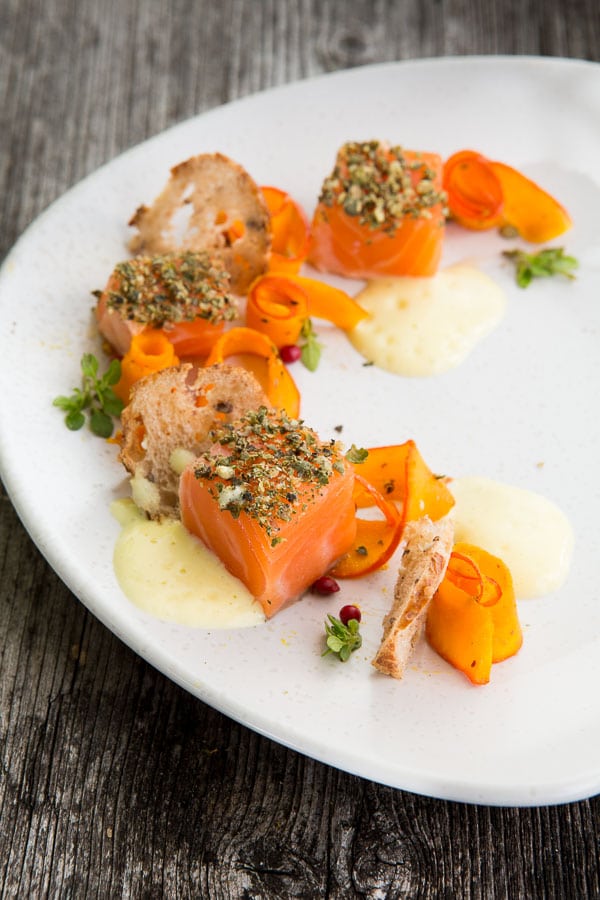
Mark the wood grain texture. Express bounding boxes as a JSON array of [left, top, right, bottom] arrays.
[[1, 0, 600, 896]]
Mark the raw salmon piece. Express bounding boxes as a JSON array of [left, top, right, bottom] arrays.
[[179, 407, 357, 617], [95, 251, 237, 358], [308, 141, 446, 279]]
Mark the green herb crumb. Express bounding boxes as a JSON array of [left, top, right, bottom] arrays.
[[192, 407, 347, 538], [102, 251, 237, 327], [319, 140, 447, 235]]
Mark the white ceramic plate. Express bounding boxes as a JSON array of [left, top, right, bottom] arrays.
[[1, 57, 599, 806]]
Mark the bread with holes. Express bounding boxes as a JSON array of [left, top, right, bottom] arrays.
[[119, 363, 270, 519], [128, 153, 271, 294]]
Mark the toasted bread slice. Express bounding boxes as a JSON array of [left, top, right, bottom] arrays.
[[119, 363, 270, 519], [128, 153, 271, 294], [372, 516, 454, 678]]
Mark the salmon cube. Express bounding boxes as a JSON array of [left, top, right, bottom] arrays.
[[308, 140, 446, 279], [95, 251, 236, 358], [179, 407, 357, 617]]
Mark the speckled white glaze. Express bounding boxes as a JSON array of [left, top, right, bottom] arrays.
[[1, 57, 600, 806]]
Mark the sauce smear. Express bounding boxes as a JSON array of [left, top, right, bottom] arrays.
[[349, 264, 506, 376], [450, 476, 574, 598], [112, 500, 264, 628]]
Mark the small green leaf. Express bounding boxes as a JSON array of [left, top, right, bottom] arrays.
[[103, 358, 122, 386], [326, 636, 344, 653], [503, 247, 578, 288], [81, 352, 99, 378], [299, 318, 323, 372], [89, 408, 114, 438], [516, 267, 532, 288], [65, 410, 85, 431], [322, 614, 362, 662], [53, 395, 78, 412], [99, 389, 124, 417], [300, 339, 321, 372], [54, 353, 123, 438]]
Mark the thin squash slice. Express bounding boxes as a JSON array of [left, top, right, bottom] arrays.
[[426, 543, 523, 685]]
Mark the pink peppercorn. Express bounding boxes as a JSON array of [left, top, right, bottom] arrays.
[[339, 604, 361, 625], [311, 575, 340, 595], [280, 344, 302, 363]]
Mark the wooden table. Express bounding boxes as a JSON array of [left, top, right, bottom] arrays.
[[1, 1, 599, 895]]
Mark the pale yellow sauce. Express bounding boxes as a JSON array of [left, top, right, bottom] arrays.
[[349, 264, 506, 376], [450, 476, 574, 598], [111, 500, 264, 628]]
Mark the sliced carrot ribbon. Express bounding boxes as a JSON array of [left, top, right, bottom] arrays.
[[351, 441, 455, 522], [261, 186, 311, 275], [426, 543, 523, 685], [444, 149, 572, 242], [287, 275, 369, 330], [246, 274, 368, 349], [203, 326, 300, 417], [114, 329, 179, 403], [246, 276, 308, 347], [443, 150, 504, 230], [330, 473, 406, 579], [444, 551, 502, 608], [488, 161, 572, 243], [331, 442, 454, 579]]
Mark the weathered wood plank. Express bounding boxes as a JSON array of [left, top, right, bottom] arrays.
[[1, 0, 600, 896]]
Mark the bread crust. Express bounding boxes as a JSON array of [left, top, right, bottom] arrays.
[[371, 516, 454, 679], [128, 153, 271, 294], [119, 363, 270, 518]]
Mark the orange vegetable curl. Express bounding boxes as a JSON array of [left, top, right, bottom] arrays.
[[444, 149, 572, 242], [261, 186, 311, 275], [246, 274, 368, 349], [204, 326, 300, 417], [426, 543, 523, 685], [114, 330, 179, 403]]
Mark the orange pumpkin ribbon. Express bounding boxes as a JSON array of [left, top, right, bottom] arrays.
[[444, 149, 572, 242], [426, 543, 523, 685], [246, 273, 368, 349], [351, 441, 455, 522], [203, 326, 300, 417], [162, 317, 228, 360], [443, 150, 504, 230], [115, 329, 179, 403], [331, 442, 455, 579], [329, 473, 406, 579], [262, 186, 311, 275]]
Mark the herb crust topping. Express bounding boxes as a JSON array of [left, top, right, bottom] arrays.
[[319, 140, 447, 233], [102, 251, 237, 327], [193, 407, 347, 541]]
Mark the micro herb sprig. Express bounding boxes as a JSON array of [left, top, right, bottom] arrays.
[[503, 247, 579, 288], [322, 613, 362, 662], [53, 353, 123, 438], [299, 318, 323, 372]]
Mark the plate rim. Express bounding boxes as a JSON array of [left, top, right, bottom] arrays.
[[1, 53, 599, 807]]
